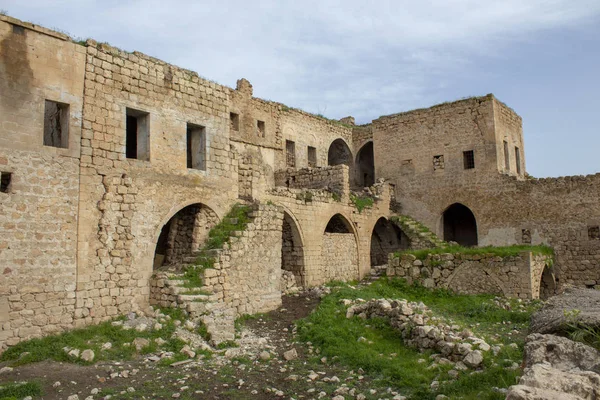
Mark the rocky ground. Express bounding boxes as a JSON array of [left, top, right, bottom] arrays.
[[0, 291, 409, 400]]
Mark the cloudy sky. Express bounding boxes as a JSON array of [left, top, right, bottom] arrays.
[[2, 0, 599, 177]]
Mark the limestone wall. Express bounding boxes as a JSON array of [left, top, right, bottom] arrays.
[[387, 251, 553, 299], [274, 165, 349, 197], [322, 233, 359, 282], [0, 17, 85, 349]]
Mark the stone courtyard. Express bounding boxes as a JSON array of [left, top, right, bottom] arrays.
[[1, 13, 600, 351]]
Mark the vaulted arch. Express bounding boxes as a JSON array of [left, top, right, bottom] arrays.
[[322, 213, 359, 282], [327, 138, 353, 167], [442, 203, 478, 246]]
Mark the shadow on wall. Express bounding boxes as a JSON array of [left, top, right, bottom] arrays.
[[443, 203, 478, 246]]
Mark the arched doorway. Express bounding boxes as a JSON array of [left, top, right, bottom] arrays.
[[539, 266, 556, 300], [356, 142, 375, 187], [327, 139, 353, 167], [153, 203, 219, 270], [443, 203, 478, 246], [370, 217, 409, 266], [281, 211, 305, 292], [322, 214, 359, 282]]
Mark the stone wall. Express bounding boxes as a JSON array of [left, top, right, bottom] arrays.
[[322, 233, 359, 282], [274, 165, 349, 198], [387, 251, 553, 299]]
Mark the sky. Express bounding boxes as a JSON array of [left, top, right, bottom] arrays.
[[1, 0, 599, 178]]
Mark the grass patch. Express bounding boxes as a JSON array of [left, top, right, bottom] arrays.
[[0, 381, 42, 399], [350, 193, 374, 213], [295, 191, 313, 203], [297, 278, 533, 399], [0, 308, 187, 366], [396, 244, 554, 261]]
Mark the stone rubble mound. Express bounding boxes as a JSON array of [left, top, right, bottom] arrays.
[[506, 333, 600, 400], [346, 298, 491, 368]]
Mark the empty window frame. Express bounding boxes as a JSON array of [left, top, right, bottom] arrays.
[[125, 108, 150, 161], [230, 112, 239, 132], [286, 140, 296, 168], [257, 120, 265, 137], [308, 146, 317, 167], [433, 155, 444, 170], [0, 172, 11, 193], [503, 140, 510, 170], [589, 226, 600, 240], [515, 146, 521, 174], [43, 100, 69, 148], [463, 150, 475, 169], [186, 123, 206, 170]]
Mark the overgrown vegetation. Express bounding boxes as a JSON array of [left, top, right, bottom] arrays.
[[396, 244, 554, 261], [0, 381, 42, 400], [564, 309, 600, 351], [0, 308, 188, 367], [350, 193, 374, 213], [297, 279, 536, 399], [295, 191, 313, 203], [182, 203, 252, 288]]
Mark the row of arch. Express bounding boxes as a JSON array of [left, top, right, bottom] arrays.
[[327, 138, 375, 188]]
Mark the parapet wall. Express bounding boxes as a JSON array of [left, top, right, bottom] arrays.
[[274, 165, 349, 196], [387, 251, 553, 299]]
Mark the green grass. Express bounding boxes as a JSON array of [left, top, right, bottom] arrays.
[[350, 193, 374, 212], [297, 279, 532, 399], [396, 244, 554, 261], [0, 381, 42, 400], [0, 309, 187, 366], [182, 203, 252, 288]]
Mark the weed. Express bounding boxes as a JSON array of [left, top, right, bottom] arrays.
[[350, 193, 374, 213], [216, 340, 239, 349], [296, 191, 313, 203], [0, 381, 42, 399], [564, 309, 600, 350], [331, 191, 341, 202]]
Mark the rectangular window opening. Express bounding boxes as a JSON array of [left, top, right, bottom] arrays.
[[125, 108, 150, 161], [503, 140, 510, 171], [515, 146, 521, 174], [463, 150, 475, 169], [230, 112, 239, 132], [12, 24, 25, 35], [0, 172, 11, 193], [286, 140, 296, 168], [257, 120, 266, 137], [433, 154, 444, 170], [186, 123, 206, 171], [589, 226, 600, 240], [308, 146, 317, 167], [44, 100, 70, 149]]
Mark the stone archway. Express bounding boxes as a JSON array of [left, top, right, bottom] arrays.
[[356, 141, 374, 187], [539, 265, 557, 300], [322, 213, 359, 282], [443, 203, 478, 246], [281, 211, 306, 292], [327, 138, 353, 167], [153, 203, 219, 270], [370, 217, 409, 267]]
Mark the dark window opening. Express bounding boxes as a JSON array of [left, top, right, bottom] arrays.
[[515, 146, 521, 174], [12, 25, 25, 35], [44, 100, 69, 148], [370, 218, 409, 266], [503, 140, 510, 170], [356, 142, 375, 187], [0, 172, 11, 193], [433, 154, 444, 170], [125, 108, 150, 161], [443, 203, 478, 246], [230, 113, 239, 131], [308, 146, 317, 167], [522, 228, 532, 244], [186, 123, 206, 170], [257, 120, 265, 137], [589, 226, 600, 240], [463, 150, 475, 169], [286, 140, 296, 167]]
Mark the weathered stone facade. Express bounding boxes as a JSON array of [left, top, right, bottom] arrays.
[[1, 15, 599, 349]]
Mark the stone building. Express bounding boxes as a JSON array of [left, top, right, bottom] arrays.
[[1, 15, 598, 348]]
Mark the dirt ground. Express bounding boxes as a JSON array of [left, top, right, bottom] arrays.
[[0, 292, 387, 400]]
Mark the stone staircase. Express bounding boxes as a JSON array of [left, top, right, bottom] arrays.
[[390, 215, 448, 250], [150, 205, 258, 344]]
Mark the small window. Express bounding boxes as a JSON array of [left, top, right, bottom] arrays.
[[257, 120, 265, 137], [12, 25, 25, 35], [186, 123, 206, 171], [589, 226, 600, 240], [522, 229, 531, 244], [44, 100, 69, 149], [515, 147, 521, 174], [402, 159, 412, 165], [433, 155, 444, 170], [286, 140, 295, 168], [0, 172, 11, 193], [503, 141, 510, 171], [308, 146, 317, 167], [230, 113, 239, 132], [463, 150, 475, 169], [126, 108, 150, 161]]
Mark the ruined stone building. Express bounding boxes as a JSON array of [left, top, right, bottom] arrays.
[[1, 15, 599, 348]]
